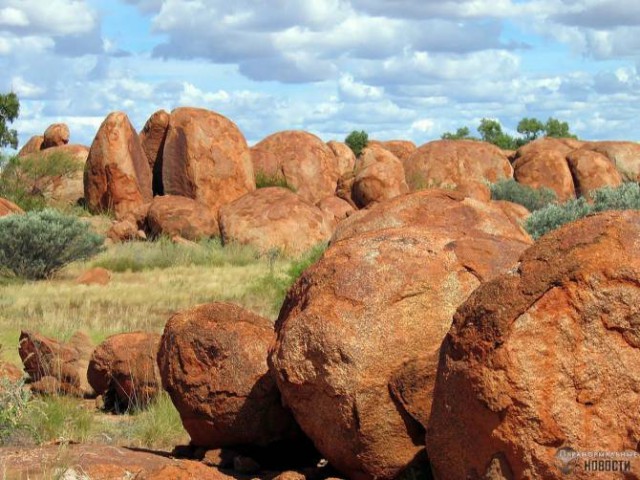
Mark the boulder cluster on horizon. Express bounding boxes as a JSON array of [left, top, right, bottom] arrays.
[[3, 106, 640, 479]]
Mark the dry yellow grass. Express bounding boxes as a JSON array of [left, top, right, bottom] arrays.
[[0, 242, 291, 366]]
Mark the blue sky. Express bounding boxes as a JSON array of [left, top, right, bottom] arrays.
[[2, 0, 640, 149]]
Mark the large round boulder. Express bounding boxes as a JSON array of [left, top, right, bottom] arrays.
[[370, 139, 417, 162], [513, 148, 576, 201], [42, 123, 70, 149], [566, 148, 622, 200], [157, 302, 298, 448], [514, 136, 583, 160], [88, 332, 161, 410], [352, 145, 409, 208], [219, 187, 334, 255], [147, 195, 219, 240], [427, 211, 640, 479], [140, 110, 170, 196], [581, 141, 640, 181], [332, 189, 532, 244], [162, 107, 255, 215], [327, 140, 356, 177], [269, 194, 533, 480], [403, 140, 512, 191], [84, 112, 153, 218], [253, 131, 339, 204]]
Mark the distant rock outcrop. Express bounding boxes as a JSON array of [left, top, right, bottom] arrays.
[[352, 145, 409, 208], [253, 131, 339, 204], [219, 187, 333, 255]]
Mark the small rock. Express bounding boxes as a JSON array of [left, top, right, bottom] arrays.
[[75, 267, 112, 286], [202, 448, 237, 468]]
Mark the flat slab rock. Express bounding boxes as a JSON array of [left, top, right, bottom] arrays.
[[0, 444, 256, 480]]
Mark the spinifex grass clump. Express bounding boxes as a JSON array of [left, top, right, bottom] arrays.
[[0, 209, 104, 280]]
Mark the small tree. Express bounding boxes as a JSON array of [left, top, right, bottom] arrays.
[[517, 117, 545, 143], [0, 93, 19, 149], [0, 209, 105, 280], [441, 126, 476, 140], [0, 151, 83, 210], [345, 130, 369, 157], [477, 118, 517, 150], [544, 117, 577, 139]]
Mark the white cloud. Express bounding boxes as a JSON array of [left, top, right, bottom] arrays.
[[338, 74, 383, 101], [0, 7, 29, 27]]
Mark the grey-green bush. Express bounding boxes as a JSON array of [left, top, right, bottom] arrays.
[[524, 197, 592, 240], [524, 182, 640, 239], [0, 209, 104, 279], [490, 179, 557, 212], [591, 182, 640, 212]]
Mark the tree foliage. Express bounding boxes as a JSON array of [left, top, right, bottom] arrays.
[[0, 93, 20, 149], [441, 116, 577, 150], [0, 151, 83, 210], [345, 130, 369, 157]]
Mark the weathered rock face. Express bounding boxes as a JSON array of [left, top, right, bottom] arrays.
[[84, 112, 153, 218], [566, 148, 622, 200], [251, 147, 285, 182], [493, 200, 531, 228], [88, 332, 161, 409], [219, 187, 334, 255], [0, 198, 23, 217], [316, 196, 355, 223], [427, 211, 640, 480], [370, 140, 417, 162], [453, 180, 491, 202], [253, 131, 339, 204], [17, 135, 44, 157], [327, 140, 357, 177], [162, 107, 255, 215], [332, 188, 532, 244], [514, 136, 583, 160], [581, 141, 640, 181], [140, 110, 170, 196], [42, 123, 70, 149], [352, 145, 409, 208], [513, 149, 576, 201], [270, 218, 532, 480], [19, 331, 93, 396], [157, 302, 298, 448], [147, 195, 219, 240], [404, 140, 512, 191]]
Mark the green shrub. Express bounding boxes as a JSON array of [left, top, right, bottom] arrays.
[[345, 130, 369, 157], [524, 197, 592, 239], [0, 151, 83, 211], [255, 171, 296, 191], [524, 182, 640, 240], [591, 182, 640, 211], [490, 179, 557, 212], [0, 209, 105, 280]]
